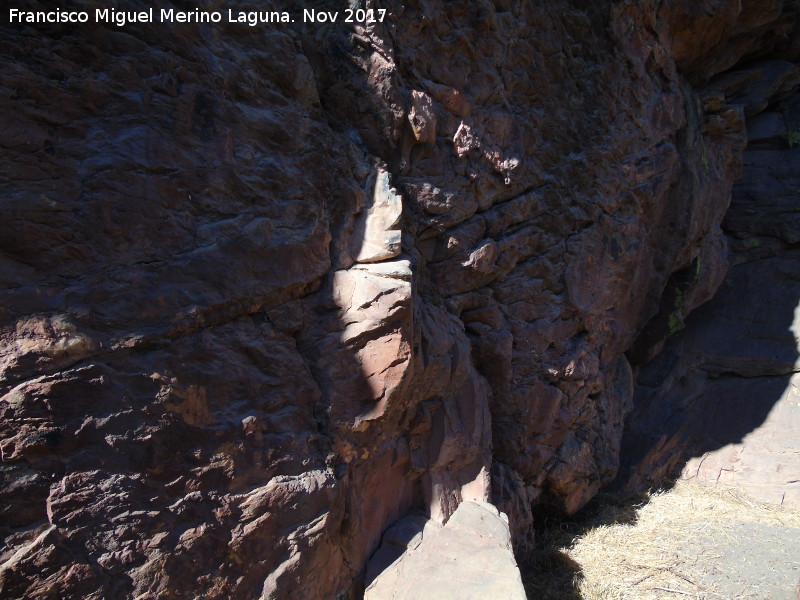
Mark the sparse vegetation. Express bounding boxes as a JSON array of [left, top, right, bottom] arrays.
[[700, 147, 711, 173], [786, 129, 800, 147], [522, 479, 800, 600], [666, 311, 683, 334]]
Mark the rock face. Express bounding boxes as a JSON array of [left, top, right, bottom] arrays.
[[617, 70, 800, 507], [0, 0, 798, 598]]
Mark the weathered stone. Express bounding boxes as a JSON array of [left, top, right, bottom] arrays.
[[0, 1, 798, 598], [351, 167, 404, 264], [617, 79, 800, 508], [407, 90, 437, 144], [364, 502, 525, 600]]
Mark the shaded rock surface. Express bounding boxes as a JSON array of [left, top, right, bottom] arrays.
[[618, 68, 800, 508], [0, 0, 798, 598]]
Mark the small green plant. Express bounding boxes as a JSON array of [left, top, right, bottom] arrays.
[[700, 147, 710, 173], [667, 312, 683, 334], [692, 254, 702, 279], [787, 129, 800, 147]]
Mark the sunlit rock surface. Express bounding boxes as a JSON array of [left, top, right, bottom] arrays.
[[364, 501, 526, 600]]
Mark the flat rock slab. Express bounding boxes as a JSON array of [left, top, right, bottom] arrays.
[[364, 501, 526, 600], [683, 371, 800, 508]]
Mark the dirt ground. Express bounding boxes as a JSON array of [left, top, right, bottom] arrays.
[[522, 479, 800, 600]]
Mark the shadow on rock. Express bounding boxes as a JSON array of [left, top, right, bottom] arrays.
[[520, 490, 647, 600], [616, 83, 800, 507]]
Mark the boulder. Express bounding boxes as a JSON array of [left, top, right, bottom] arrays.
[[364, 502, 526, 600]]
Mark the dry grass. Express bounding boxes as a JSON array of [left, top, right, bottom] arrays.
[[522, 479, 800, 600]]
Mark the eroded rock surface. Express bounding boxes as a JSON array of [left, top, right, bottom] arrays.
[[618, 79, 800, 507], [1, 0, 798, 598]]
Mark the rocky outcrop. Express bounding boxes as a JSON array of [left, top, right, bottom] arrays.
[[1, 0, 798, 598], [617, 68, 800, 506]]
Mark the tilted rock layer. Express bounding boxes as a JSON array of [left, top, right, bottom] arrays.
[[0, 0, 798, 598]]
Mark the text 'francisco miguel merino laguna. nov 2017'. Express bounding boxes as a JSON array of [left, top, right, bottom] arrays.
[[8, 7, 389, 27]]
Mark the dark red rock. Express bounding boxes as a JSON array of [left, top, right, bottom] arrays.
[[617, 79, 800, 507], [0, 1, 798, 598]]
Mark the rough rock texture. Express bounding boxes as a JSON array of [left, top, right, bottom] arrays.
[[1, 0, 798, 598], [363, 501, 526, 600], [617, 78, 800, 507]]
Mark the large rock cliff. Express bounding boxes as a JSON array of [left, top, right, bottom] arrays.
[[1, 1, 798, 598]]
